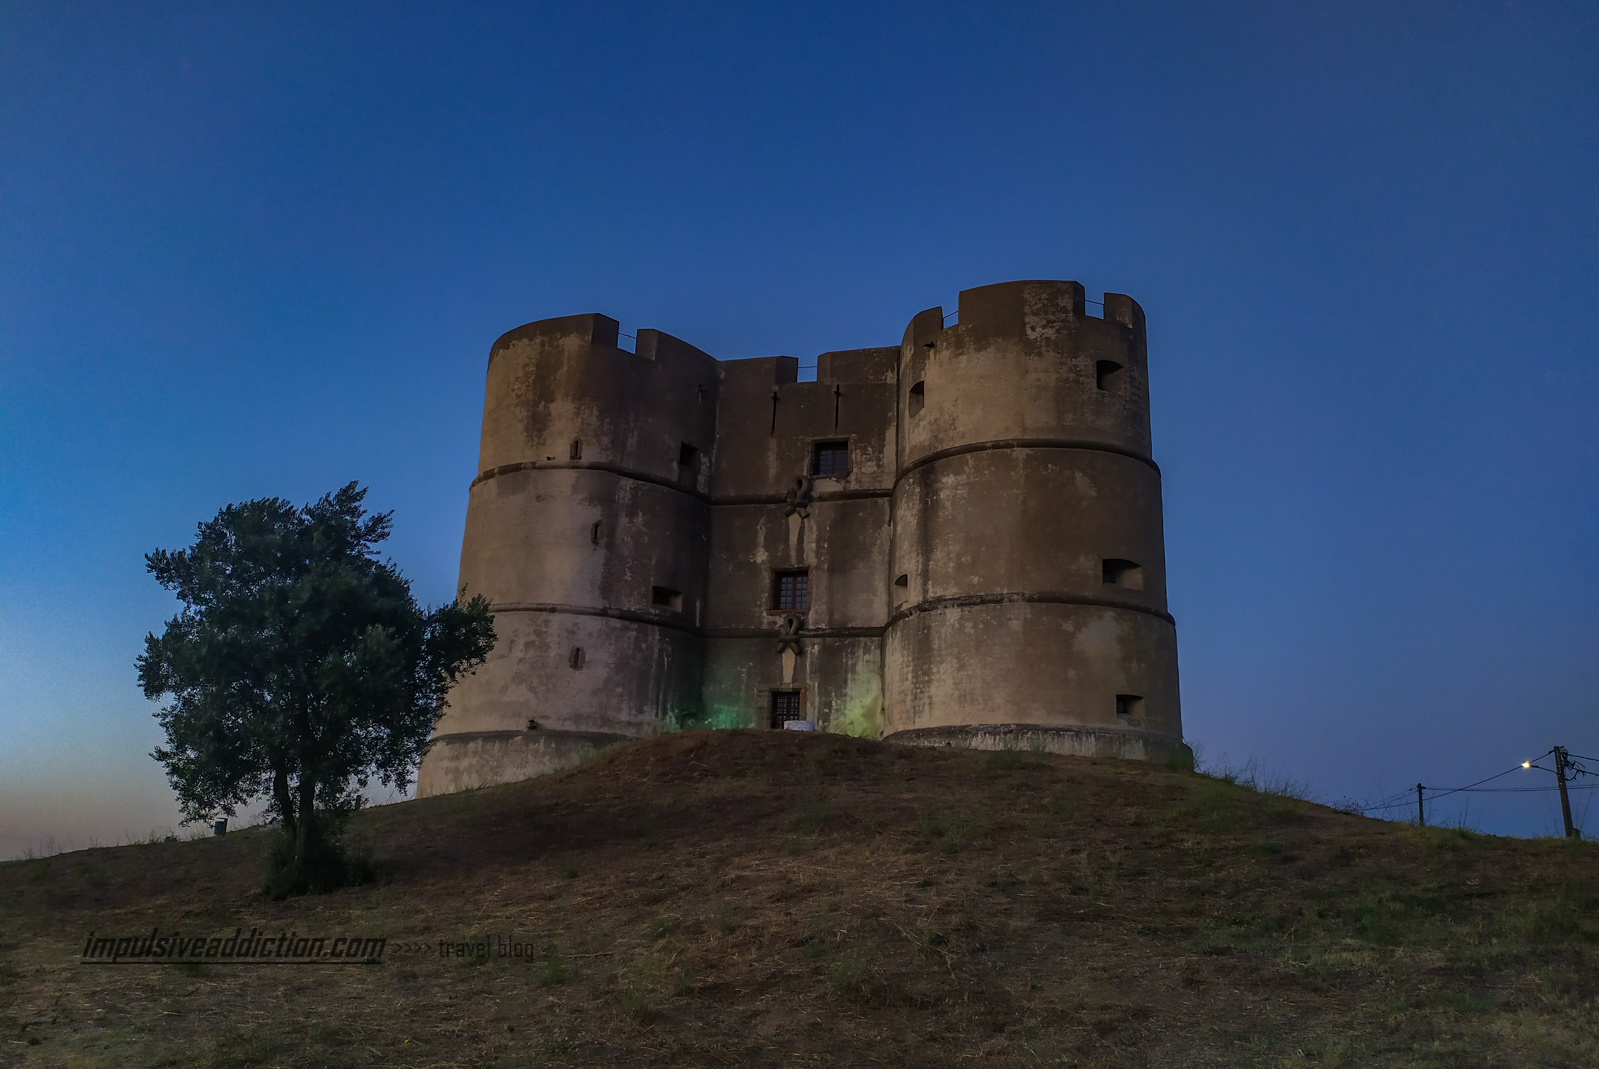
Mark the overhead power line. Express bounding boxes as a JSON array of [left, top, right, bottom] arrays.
[[1355, 746, 1591, 838]]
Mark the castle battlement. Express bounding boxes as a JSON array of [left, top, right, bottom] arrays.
[[418, 280, 1185, 797]]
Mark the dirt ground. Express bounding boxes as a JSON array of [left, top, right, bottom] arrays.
[[3, 729, 1597, 1068]]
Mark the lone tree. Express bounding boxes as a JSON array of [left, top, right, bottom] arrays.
[[138, 483, 495, 894]]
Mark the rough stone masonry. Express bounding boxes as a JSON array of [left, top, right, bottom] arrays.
[[417, 279, 1185, 796]]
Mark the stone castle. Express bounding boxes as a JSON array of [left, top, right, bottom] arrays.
[[416, 279, 1185, 796]]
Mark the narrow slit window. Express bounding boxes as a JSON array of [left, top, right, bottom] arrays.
[[908, 380, 926, 416], [652, 586, 683, 611], [812, 440, 849, 477], [1096, 360, 1125, 392], [1101, 558, 1144, 590], [569, 439, 583, 460], [770, 691, 802, 729], [590, 520, 602, 545], [1116, 694, 1144, 720], [773, 570, 809, 612], [569, 647, 585, 670]]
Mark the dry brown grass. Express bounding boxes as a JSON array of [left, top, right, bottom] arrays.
[[3, 729, 1597, 1068]]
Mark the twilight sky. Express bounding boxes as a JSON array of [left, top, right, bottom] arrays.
[[3, 1, 1596, 856]]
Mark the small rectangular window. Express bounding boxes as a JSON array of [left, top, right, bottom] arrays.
[[569, 647, 586, 670], [570, 439, 583, 460], [1096, 360, 1125, 392], [773, 570, 809, 612], [1101, 559, 1144, 590], [908, 380, 926, 416], [590, 520, 602, 545], [1116, 694, 1144, 720], [677, 443, 699, 486], [770, 691, 802, 729], [652, 586, 683, 611], [812, 440, 849, 477]]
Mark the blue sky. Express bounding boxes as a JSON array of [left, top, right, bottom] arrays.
[[3, 1, 1596, 854]]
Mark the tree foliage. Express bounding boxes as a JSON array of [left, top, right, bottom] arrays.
[[138, 483, 495, 892]]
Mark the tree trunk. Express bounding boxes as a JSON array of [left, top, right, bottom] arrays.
[[273, 767, 296, 838], [295, 773, 317, 859]]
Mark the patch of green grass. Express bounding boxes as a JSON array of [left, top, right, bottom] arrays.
[[1164, 745, 1197, 773], [800, 930, 829, 959], [616, 990, 657, 1024], [1176, 780, 1253, 834], [541, 1025, 580, 1054], [209, 1024, 286, 1066], [304, 1022, 340, 1046], [1027, 793, 1083, 838], [1340, 897, 1400, 947], [986, 869, 1021, 891], [537, 948, 569, 988], [913, 806, 990, 853], [614, 944, 688, 1022], [979, 749, 1052, 780], [71, 859, 107, 889], [1263, 796, 1311, 824], [827, 955, 869, 1001], [1497, 880, 1599, 943], [1176, 776, 1311, 830], [1332, 886, 1451, 945], [1433, 989, 1499, 1015], [802, 746, 837, 781], [712, 901, 742, 934], [1050, 793, 1081, 819], [1421, 825, 1479, 851], [794, 798, 831, 834], [262, 824, 374, 899], [558, 857, 579, 879]]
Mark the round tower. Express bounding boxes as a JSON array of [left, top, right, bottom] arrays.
[[883, 280, 1185, 761], [416, 313, 719, 796]]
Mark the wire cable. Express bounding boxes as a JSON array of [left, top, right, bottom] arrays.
[[1366, 788, 1418, 810], [1449, 784, 1599, 794], [1302, 748, 1593, 820], [1423, 757, 1549, 802]]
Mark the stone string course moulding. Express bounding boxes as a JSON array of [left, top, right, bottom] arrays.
[[416, 280, 1187, 797]]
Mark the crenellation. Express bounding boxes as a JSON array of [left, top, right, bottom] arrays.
[[418, 279, 1185, 797], [1102, 292, 1144, 335], [633, 327, 716, 368], [816, 345, 899, 384]]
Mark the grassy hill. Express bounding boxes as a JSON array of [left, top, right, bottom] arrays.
[[3, 730, 1597, 1068]]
